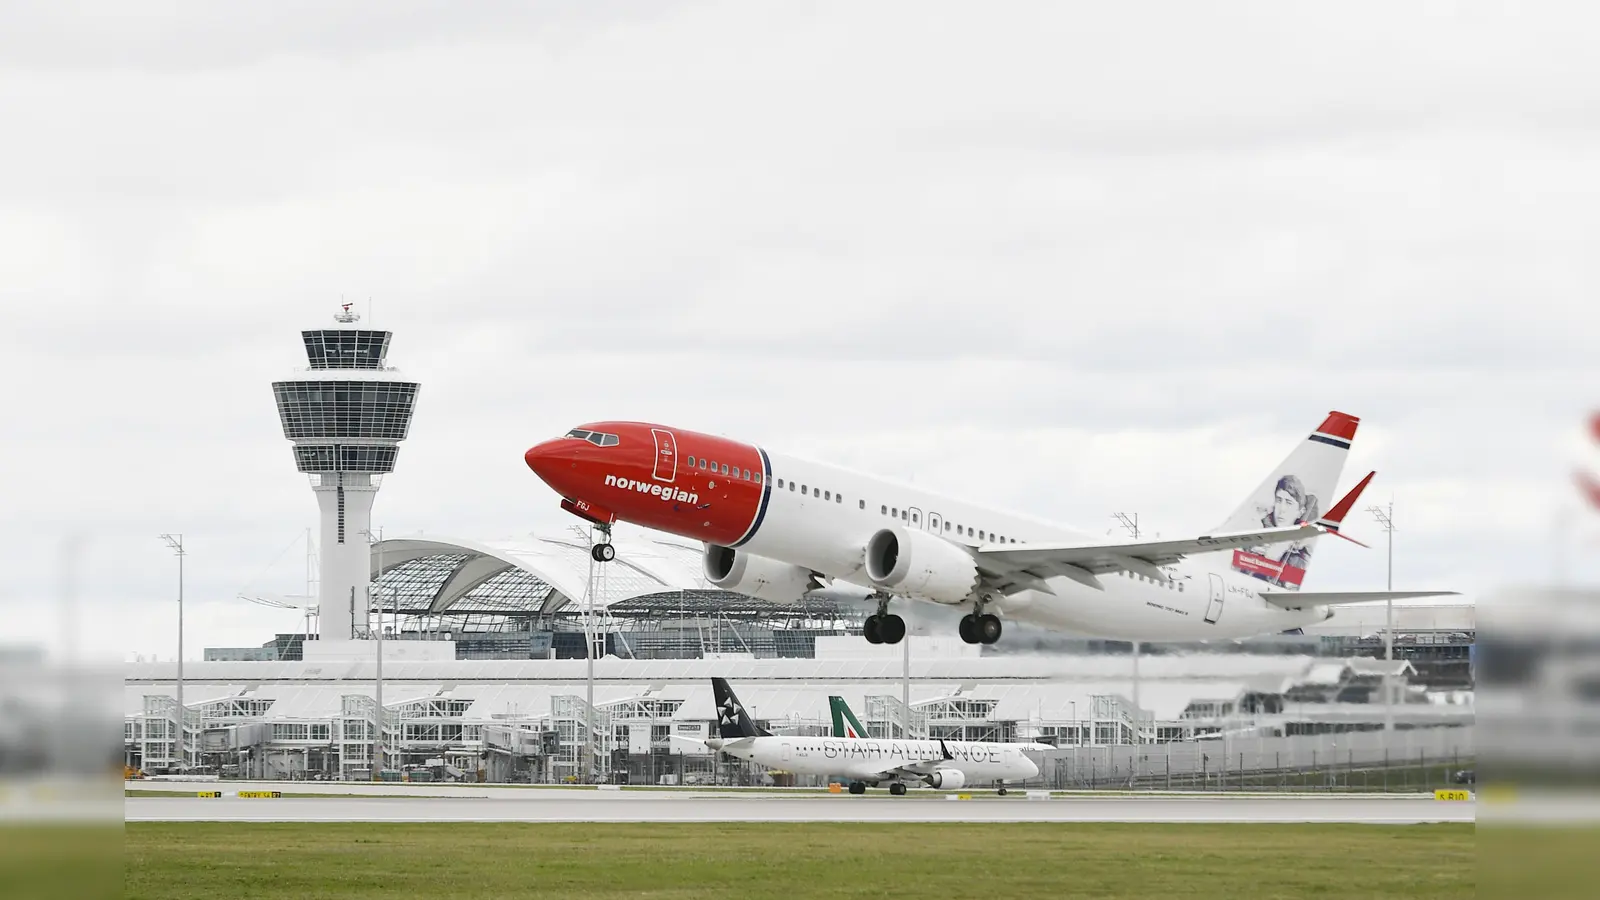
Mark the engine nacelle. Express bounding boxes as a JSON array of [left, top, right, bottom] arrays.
[[702, 545, 818, 603], [922, 767, 967, 790], [863, 525, 979, 605]]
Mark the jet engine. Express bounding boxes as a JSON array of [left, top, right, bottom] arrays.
[[922, 768, 967, 790], [863, 525, 979, 605], [703, 545, 819, 603]]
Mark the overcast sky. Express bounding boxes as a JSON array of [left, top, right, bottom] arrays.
[[1, 1, 1594, 662]]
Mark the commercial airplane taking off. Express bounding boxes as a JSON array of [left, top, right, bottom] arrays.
[[524, 411, 1455, 645], [673, 678, 1045, 794]]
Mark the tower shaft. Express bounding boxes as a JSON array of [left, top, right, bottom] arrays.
[[313, 473, 378, 642]]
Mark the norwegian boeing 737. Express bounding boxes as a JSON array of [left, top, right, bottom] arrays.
[[523, 411, 1454, 644]]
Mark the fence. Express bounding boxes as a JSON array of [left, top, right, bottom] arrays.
[[1038, 727, 1475, 792]]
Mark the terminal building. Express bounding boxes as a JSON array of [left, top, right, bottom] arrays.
[[125, 308, 1476, 786]]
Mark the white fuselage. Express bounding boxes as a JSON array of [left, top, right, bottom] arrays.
[[717, 735, 1040, 785], [740, 451, 1330, 641]]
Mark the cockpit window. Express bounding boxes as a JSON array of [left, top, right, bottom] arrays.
[[565, 428, 619, 447]]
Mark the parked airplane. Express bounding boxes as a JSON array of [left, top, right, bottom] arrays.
[[524, 411, 1455, 645], [675, 678, 1044, 795]]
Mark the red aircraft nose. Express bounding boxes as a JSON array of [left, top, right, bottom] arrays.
[[524, 438, 573, 477]]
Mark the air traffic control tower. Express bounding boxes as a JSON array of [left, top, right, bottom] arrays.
[[272, 305, 420, 644]]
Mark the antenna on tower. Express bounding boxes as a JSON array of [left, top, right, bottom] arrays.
[[335, 301, 359, 325]]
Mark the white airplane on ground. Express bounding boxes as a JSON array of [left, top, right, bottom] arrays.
[[525, 411, 1455, 645], [675, 678, 1046, 795]]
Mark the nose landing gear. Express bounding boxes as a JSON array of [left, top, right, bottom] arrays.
[[589, 523, 615, 563]]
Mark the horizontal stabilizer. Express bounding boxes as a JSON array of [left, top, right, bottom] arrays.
[[1259, 590, 1461, 609]]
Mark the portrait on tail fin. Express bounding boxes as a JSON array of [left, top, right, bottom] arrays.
[[1238, 473, 1321, 589]]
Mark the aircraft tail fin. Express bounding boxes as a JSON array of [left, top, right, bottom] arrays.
[[711, 677, 769, 739], [1207, 411, 1359, 591], [829, 696, 868, 738]]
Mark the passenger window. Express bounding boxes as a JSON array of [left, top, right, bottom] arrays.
[[891, 508, 897, 517], [881, 505, 887, 514], [709, 461, 718, 472], [979, 531, 985, 540], [802, 485, 809, 495], [699, 458, 708, 469], [790, 482, 796, 491], [912, 513, 919, 524], [722, 464, 730, 475], [776, 478, 784, 488], [743, 468, 751, 480], [824, 490, 831, 501], [902, 511, 908, 522], [686, 456, 695, 467], [837, 494, 843, 504], [944, 522, 951, 531], [859, 500, 866, 510], [755, 473, 762, 484]]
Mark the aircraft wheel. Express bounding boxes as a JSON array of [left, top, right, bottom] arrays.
[[958, 614, 979, 644], [848, 781, 867, 795], [592, 543, 615, 563], [863, 615, 883, 644], [881, 614, 906, 644], [889, 783, 907, 796], [977, 614, 1002, 644]]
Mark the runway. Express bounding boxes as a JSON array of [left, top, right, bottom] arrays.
[[124, 793, 1472, 824]]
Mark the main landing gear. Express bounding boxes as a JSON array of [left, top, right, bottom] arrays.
[[863, 594, 906, 645], [846, 781, 908, 796], [959, 598, 1002, 645]]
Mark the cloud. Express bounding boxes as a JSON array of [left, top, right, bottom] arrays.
[[1, 1, 1595, 659]]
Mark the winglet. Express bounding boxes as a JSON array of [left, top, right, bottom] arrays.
[[1313, 471, 1375, 547]]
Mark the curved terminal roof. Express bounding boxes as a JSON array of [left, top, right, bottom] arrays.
[[369, 533, 714, 616]]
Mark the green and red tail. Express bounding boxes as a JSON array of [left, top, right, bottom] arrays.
[[829, 696, 867, 738]]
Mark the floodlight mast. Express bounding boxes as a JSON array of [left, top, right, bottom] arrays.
[[158, 533, 185, 770], [1367, 500, 1397, 733]]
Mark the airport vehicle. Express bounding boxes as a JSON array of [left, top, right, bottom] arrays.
[[524, 411, 1455, 644], [678, 679, 1045, 795]]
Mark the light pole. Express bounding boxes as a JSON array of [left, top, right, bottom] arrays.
[[1367, 501, 1396, 733], [362, 527, 384, 781], [158, 534, 185, 770]]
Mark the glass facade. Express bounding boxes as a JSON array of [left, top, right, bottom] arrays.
[[292, 444, 400, 473], [302, 329, 392, 369], [273, 381, 419, 441]]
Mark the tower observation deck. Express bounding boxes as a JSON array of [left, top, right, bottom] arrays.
[[272, 304, 420, 643]]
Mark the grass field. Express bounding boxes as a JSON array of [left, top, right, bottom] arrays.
[[123, 822, 1475, 899]]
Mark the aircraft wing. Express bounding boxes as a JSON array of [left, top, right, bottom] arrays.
[[1258, 590, 1461, 609], [970, 524, 1331, 594]]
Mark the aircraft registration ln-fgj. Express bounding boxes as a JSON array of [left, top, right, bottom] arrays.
[[524, 411, 1456, 645], [668, 679, 1047, 795]]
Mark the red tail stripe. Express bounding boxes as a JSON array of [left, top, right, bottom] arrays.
[[1316, 410, 1360, 441]]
